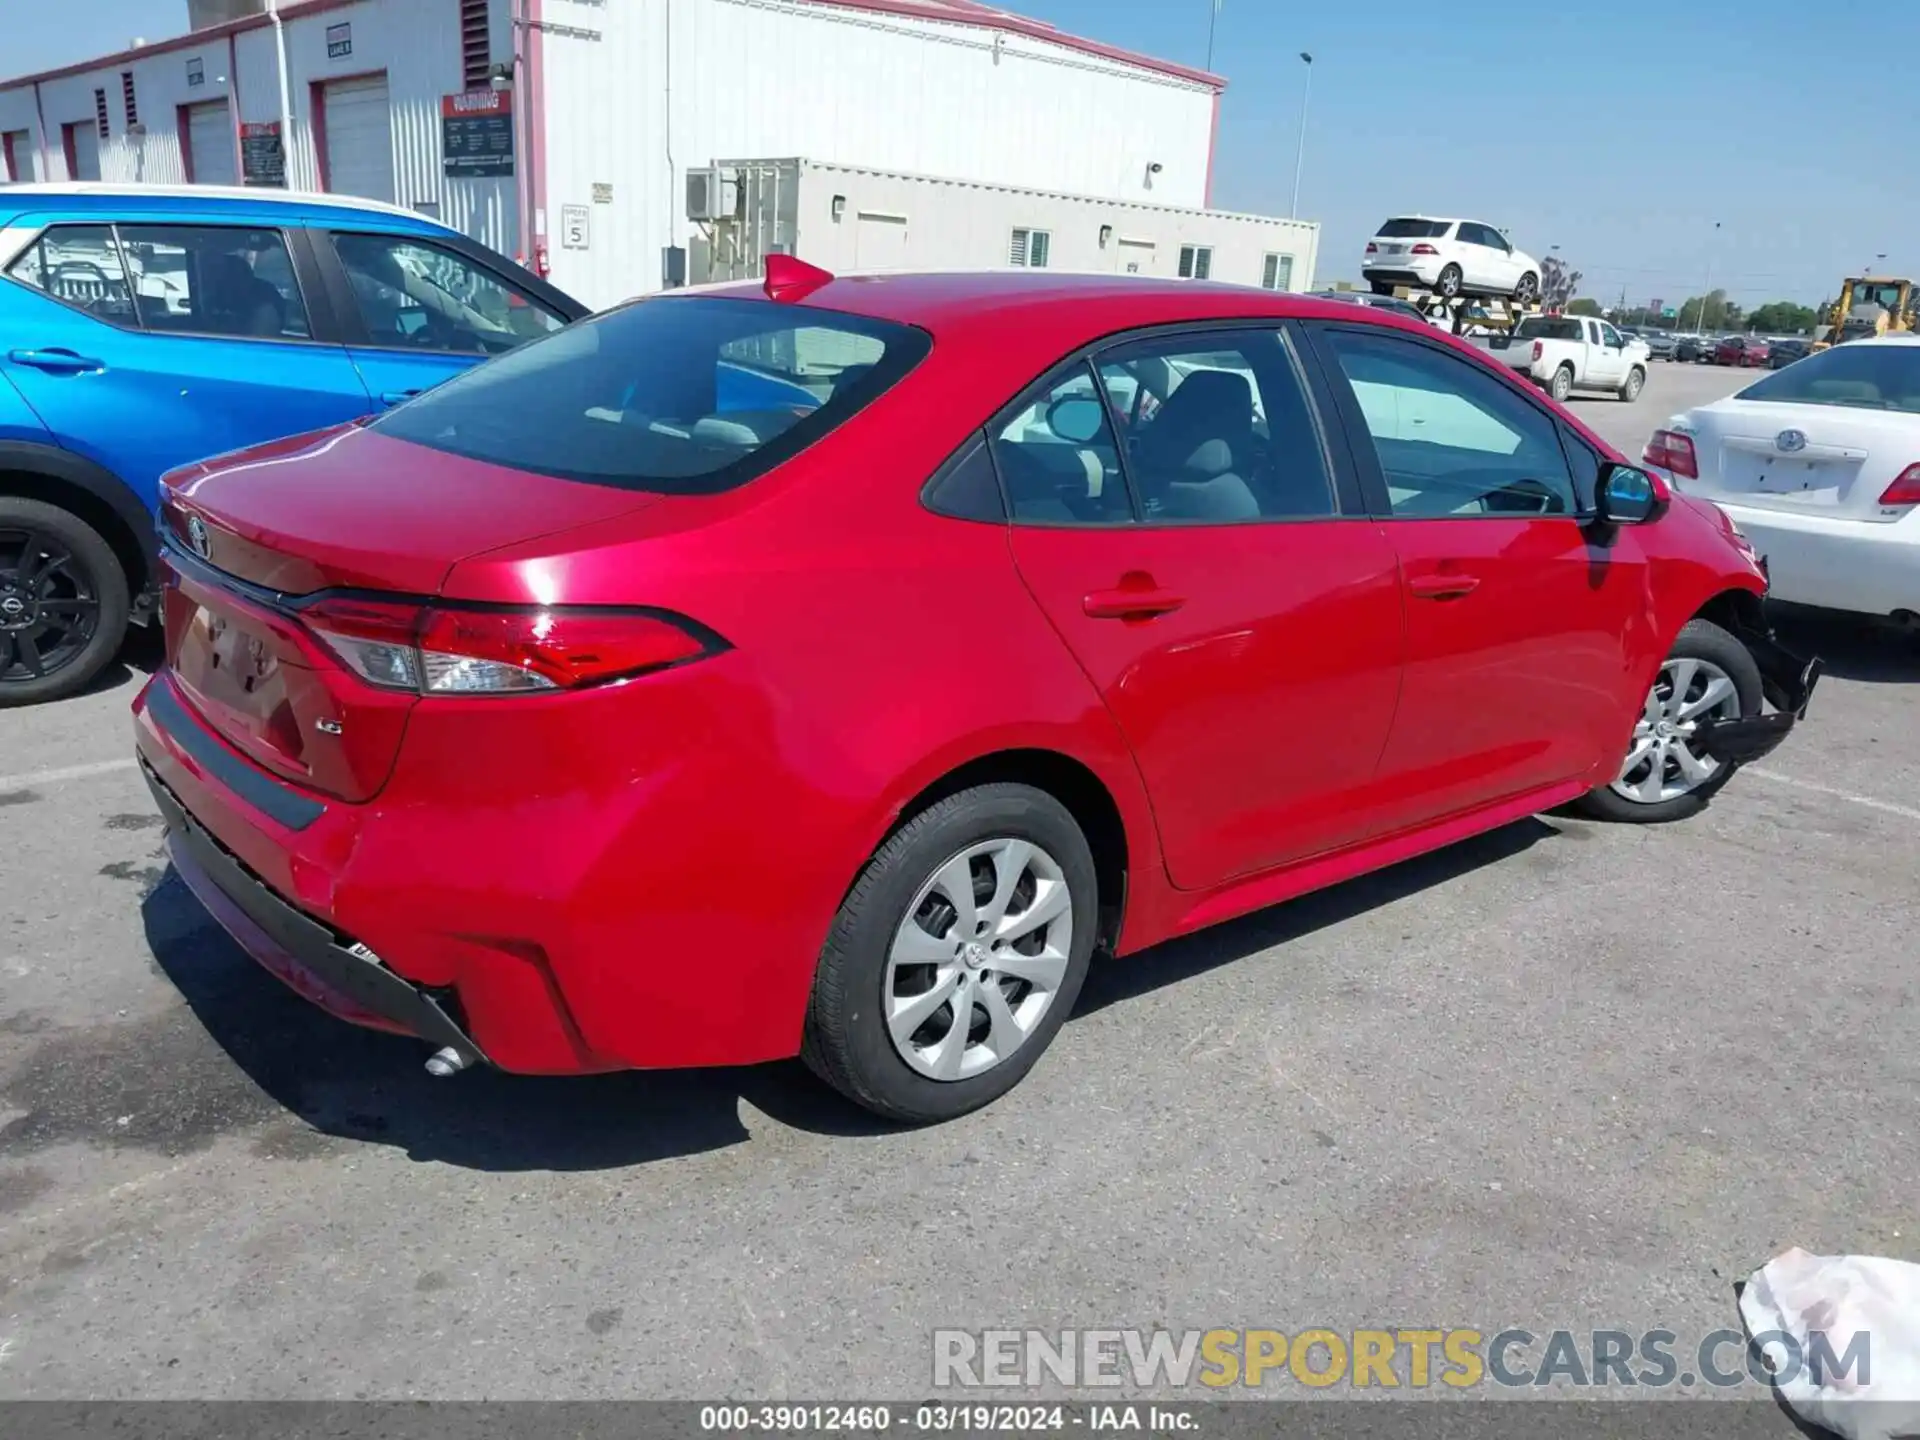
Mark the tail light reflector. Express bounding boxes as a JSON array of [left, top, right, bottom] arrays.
[[1877, 465, 1920, 507], [299, 598, 718, 695], [1365, 242, 1378, 254], [1531, 340, 1544, 362], [1643, 429, 1698, 480], [1410, 243, 1439, 255]]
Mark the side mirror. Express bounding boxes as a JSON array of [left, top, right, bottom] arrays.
[[1046, 395, 1109, 445], [1594, 463, 1667, 526]]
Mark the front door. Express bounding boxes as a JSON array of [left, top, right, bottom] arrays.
[[321, 229, 570, 409], [0, 219, 372, 506], [997, 326, 1407, 891], [1304, 323, 1651, 831]]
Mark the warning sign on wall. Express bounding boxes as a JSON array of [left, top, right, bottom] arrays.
[[441, 90, 513, 178], [240, 121, 285, 187]]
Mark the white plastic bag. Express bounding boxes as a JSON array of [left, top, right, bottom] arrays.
[[1740, 1247, 1920, 1440]]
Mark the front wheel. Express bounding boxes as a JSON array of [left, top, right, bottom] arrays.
[[0, 497, 131, 708], [1618, 366, 1645, 402], [802, 783, 1097, 1123], [1574, 619, 1763, 824]]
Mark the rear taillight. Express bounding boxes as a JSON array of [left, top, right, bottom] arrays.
[[299, 598, 718, 695], [1531, 340, 1544, 362], [1365, 242, 1378, 254], [1410, 243, 1439, 255], [1642, 429, 1698, 480], [1877, 465, 1920, 507]]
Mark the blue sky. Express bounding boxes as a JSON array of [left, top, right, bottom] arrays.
[[12, 0, 1912, 308]]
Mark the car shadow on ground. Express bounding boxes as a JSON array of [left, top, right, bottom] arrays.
[[140, 813, 1567, 1171], [1771, 604, 1920, 685], [70, 625, 165, 701]]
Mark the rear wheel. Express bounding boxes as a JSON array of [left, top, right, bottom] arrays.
[[1513, 271, 1540, 305], [1549, 364, 1575, 403], [802, 783, 1097, 1123], [1435, 264, 1464, 299], [1575, 619, 1762, 824], [0, 497, 130, 708], [1369, 280, 1394, 296], [1619, 365, 1645, 402]]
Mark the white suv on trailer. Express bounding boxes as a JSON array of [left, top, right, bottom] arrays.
[[1362, 216, 1542, 305]]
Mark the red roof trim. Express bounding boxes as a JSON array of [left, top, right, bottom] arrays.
[[3, 0, 1223, 95], [0, 0, 357, 90], [757, 0, 1224, 89]]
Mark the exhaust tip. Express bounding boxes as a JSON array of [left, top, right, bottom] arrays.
[[424, 1046, 472, 1077]]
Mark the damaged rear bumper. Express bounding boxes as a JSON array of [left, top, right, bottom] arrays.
[[1691, 622, 1822, 767]]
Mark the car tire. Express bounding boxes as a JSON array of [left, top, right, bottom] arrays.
[[1435, 264, 1463, 299], [1549, 364, 1574, 403], [1369, 281, 1393, 297], [0, 497, 131, 709], [1573, 619, 1763, 825], [801, 782, 1098, 1123], [1513, 271, 1539, 306], [1618, 366, 1645, 402]]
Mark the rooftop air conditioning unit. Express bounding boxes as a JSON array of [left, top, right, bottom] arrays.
[[686, 168, 736, 222]]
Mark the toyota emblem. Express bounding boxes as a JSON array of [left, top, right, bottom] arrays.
[[1775, 429, 1808, 454], [186, 514, 212, 560]]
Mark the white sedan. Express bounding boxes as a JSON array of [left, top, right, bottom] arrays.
[[1642, 335, 1920, 621]]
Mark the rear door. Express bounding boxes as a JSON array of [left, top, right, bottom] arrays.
[[1000, 324, 1407, 891], [0, 218, 372, 507], [315, 227, 575, 408], [1588, 320, 1627, 387], [1454, 222, 1498, 289], [1303, 322, 1650, 829]]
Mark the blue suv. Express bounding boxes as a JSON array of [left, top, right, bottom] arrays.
[[0, 184, 587, 705]]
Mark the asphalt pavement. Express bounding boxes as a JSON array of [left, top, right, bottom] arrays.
[[2, 360, 1916, 1405]]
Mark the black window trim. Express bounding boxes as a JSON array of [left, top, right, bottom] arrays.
[[313, 225, 586, 354], [0, 218, 343, 349], [977, 318, 1366, 531], [919, 430, 1007, 525], [1295, 319, 1594, 523]]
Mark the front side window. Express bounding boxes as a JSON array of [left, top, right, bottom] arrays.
[[1320, 329, 1577, 517], [372, 295, 926, 494], [1094, 332, 1334, 522], [117, 224, 311, 339], [1736, 341, 1920, 414], [332, 232, 565, 355], [4, 223, 138, 325], [1600, 323, 1624, 348], [1178, 245, 1213, 281], [989, 362, 1130, 525]]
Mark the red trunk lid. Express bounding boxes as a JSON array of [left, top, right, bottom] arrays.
[[159, 424, 658, 802]]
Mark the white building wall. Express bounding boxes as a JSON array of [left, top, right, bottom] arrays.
[[540, 0, 1218, 308]]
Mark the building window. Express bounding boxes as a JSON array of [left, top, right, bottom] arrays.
[[1262, 254, 1294, 291], [121, 71, 138, 127], [1009, 228, 1051, 269], [93, 89, 110, 139], [460, 0, 493, 90], [1178, 245, 1212, 281]]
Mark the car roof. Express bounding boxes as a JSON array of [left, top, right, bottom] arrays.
[[0, 182, 456, 234]]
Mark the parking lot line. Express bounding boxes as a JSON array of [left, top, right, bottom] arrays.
[[0, 757, 137, 792], [1748, 767, 1920, 823]]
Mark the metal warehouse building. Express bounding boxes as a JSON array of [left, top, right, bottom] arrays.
[[0, 0, 1317, 308]]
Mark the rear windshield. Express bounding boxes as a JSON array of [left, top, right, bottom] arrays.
[[1736, 342, 1920, 414], [1376, 218, 1450, 239], [371, 295, 930, 492], [1513, 317, 1583, 342]]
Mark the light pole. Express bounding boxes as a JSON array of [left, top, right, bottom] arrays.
[[1206, 0, 1221, 72], [1289, 52, 1313, 219], [1693, 221, 1721, 335]]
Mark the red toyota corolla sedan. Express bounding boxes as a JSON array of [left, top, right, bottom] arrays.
[[133, 261, 1819, 1122]]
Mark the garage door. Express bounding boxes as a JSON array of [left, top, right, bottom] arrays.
[[185, 101, 236, 186], [66, 123, 101, 181], [2, 130, 29, 183], [321, 75, 394, 203]]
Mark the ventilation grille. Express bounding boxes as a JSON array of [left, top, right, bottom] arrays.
[[93, 88, 110, 138], [461, 0, 492, 89], [121, 72, 139, 127]]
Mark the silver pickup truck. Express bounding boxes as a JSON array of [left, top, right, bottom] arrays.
[[1489, 314, 1651, 403]]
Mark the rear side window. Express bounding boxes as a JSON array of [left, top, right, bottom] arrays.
[[1376, 218, 1450, 239], [118, 225, 311, 339], [1736, 342, 1920, 414], [371, 296, 929, 493]]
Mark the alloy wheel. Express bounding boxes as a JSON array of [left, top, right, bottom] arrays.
[[883, 837, 1074, 1082], [1609, 657, 1742, 804], [0, 528, 102, 685]]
